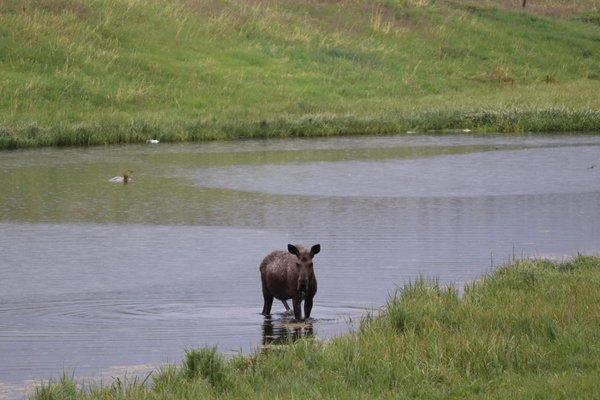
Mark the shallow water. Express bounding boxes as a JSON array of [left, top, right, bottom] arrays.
[[1, 135, 600, 398]]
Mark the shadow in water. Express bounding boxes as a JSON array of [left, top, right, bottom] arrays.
[[262, 315, 314, 348]]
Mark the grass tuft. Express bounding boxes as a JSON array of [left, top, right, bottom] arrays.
[[34, 373, 78, 400], [183, 347, 230, 391]]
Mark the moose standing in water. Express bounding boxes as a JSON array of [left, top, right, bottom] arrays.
[[260, 244, 321, 321]]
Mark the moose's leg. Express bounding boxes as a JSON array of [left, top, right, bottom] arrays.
[[292, 298, 302, 321], [304, 297, 313, 319], [281, 300, 291, 312], [261, 285, 273, 316], [262, 294, 273, 316]]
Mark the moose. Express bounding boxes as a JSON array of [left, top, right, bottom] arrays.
[[260, 244, 321, 321]]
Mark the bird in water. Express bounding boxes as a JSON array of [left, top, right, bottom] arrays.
[[109, 170, 133, 184]]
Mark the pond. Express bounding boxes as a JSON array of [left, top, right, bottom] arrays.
[[1, 134, 599, 398]]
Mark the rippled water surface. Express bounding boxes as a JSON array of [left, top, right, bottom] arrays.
[[1, 135, 600, 398]]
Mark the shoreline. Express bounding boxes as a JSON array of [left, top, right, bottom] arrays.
[[31, 255, 600, 399], [2, 108, 600, 151]]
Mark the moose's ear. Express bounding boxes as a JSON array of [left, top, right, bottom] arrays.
[[288, 244, 300, 257], [310, 244, 321, 256]]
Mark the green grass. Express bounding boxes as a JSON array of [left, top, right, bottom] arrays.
[[1, 0, 600, 150], [33, 255, 600, 399]]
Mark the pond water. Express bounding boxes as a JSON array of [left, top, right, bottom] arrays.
[[1, 135, 600, 398]]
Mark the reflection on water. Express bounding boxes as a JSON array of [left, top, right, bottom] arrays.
[[262, 315, 314, 347], [1, 134, 600, 399]]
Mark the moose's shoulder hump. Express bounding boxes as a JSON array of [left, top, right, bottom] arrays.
[[262, 250, 294, 268]]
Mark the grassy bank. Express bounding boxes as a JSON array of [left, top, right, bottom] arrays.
[[34, 255, 600, 399], [1, 0, 600, 149]]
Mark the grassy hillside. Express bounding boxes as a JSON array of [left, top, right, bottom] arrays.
[[1, 0, 600, 149], [34, 256, 600, 399]]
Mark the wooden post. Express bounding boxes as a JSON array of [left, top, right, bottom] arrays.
[[522, 0, 527, 8]]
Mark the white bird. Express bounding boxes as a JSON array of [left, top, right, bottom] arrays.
[[147, 139, 159, 144]]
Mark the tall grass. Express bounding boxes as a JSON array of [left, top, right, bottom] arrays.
[[1, 0, 599, 149], [2, 108, 599, 150], [32, 255, 600, 399]]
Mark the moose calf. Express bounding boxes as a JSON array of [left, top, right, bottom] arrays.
[[260, 244, 321, 321]]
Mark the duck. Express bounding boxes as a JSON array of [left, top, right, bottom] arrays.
[[109, 170, 133, 184]]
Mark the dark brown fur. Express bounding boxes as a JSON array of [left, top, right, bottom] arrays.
[[260, 243, 320, 320]]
